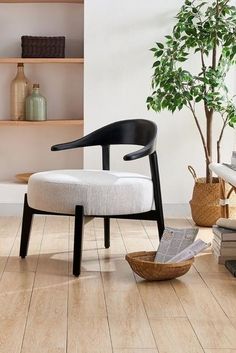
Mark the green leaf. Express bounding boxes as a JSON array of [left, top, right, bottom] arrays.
[[155, 50, 164, 57], [146, 96, 153, 103], [152, 61, 160, 67], [156, 42, 164, 49], [195, 96, 202, 103], [178, 57, 187, 62], [185, 28, 191, 36]]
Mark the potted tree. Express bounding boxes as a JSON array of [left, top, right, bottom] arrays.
[[147, 0, 236, 226]]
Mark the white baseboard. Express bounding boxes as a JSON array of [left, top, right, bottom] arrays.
[[0, 203, 191, 218]]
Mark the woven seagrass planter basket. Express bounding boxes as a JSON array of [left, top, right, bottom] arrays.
[[188, 166, 236, 227], [126, 251, 194, 281], [190, 176, 221, 227]]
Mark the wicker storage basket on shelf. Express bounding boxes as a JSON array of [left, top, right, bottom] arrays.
[[21, 36, 65, 58], [126, 251, 193, 281]]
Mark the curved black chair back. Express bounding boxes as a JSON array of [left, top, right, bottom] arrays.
[[52, 119, 157, 161], [51, 118, 164, 238]]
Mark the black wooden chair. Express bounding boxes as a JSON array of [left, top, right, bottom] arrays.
[[19, 119, 165, 276]]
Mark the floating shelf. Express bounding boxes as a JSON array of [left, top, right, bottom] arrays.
[[0, 58, 84, 64], [0, 0, 83, 3], [0, 119, 84, 126]]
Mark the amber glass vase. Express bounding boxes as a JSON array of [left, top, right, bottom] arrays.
[[10, 63, 30, 121]]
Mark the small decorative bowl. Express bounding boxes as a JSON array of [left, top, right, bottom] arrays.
[[15, 173, 34, 183], [126, 251, 194, 281]]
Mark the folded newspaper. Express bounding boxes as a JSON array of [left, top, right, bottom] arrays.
[[154, 227, 210, 263]]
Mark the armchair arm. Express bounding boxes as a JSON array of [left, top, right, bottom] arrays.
[[123, 143, 155, 161], [51, 133, 98, 151]]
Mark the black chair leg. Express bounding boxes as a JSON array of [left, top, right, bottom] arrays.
[[104, 217, 110, 248], [73, 205, 84, 277], [20, 194, 34, 258], [149, 152, 165, 240], [157, 212, 165, 239]]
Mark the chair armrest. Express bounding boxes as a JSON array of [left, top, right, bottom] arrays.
[[51, 134, 96, 151], [123, 144, 154, 161]]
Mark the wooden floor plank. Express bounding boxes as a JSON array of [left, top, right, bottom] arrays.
[[97, 236, 126, 257], [0, 257, 7, 278], [137, 279, 186, 318], [0, 217, 22, 278], [172, 268, 236, 348], [205, 350, 236, 353], [21, 274, 68, 353], [68, 272, 107, 318], [21, 217, 69, 353], [201, 272, 236, 318], [44, 215, 70, 235], [97, 231, 138, 292], [67, 317, 113, 353], [0, 216, 21, 235], [117, 219, 144, 233], [101, 257, 137, 292], [0, 271, 34, 353], [113, 348, 158, 353], [122, 237, 154, 253], [194, 251, 228, 274], [196, 227, 214, 242], [150, 317, 204, 353], [105, 290, 156, 349], [5, 216, 45, 273], [165, 218, 193, 228]]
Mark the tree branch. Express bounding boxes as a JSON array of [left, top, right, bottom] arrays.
[[188, 101, 211, 165], [200, 49, 211, 119], [217, 115, 228, 162], [212, 0, 219, 70]]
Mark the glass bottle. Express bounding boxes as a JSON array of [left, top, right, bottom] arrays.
[[25, 84, 47, 121], [10, 63, 30, 121]]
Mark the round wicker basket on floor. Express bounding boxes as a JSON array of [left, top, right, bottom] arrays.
[[126, 251, 194, 281]]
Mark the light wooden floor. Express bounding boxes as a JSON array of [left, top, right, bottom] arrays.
[[0, 216, 236, 353]]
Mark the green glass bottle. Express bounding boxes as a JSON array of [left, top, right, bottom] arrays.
[[25, 83, 47, 121]]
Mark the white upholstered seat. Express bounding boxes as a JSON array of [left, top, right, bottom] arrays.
[[28, 169, 154, 216]]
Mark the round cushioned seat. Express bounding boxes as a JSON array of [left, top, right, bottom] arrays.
[[28, 169, 154, 216]]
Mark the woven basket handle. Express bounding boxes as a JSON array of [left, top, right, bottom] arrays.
[[188, 165, 197, 182]]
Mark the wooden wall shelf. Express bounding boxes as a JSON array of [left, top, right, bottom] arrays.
[[0, 119, 84, 126], [0, 0, 83, 3], [0, 58, 84, 64]]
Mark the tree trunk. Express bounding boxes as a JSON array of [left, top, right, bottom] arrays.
[[206, 109, 213, 183]]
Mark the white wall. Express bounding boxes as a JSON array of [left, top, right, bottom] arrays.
[[84, 0, 235, 207]]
